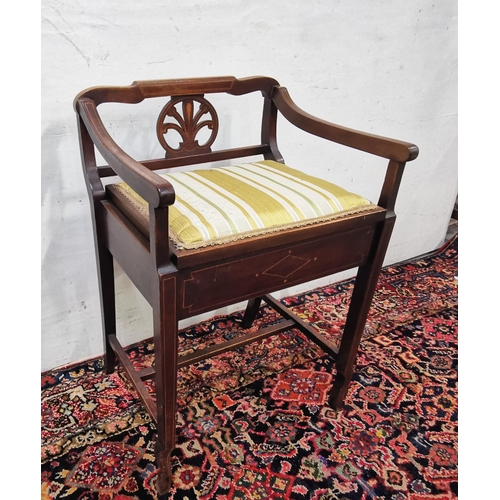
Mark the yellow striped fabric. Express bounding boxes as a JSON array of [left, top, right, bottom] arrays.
[[109, 160, 375, 249]]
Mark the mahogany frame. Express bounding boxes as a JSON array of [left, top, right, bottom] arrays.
[[74, 75, 418, 497]]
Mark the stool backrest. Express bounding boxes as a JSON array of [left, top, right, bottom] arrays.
[[74, 76, 283, 177]]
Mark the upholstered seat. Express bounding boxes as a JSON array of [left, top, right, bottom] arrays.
[[107, 160, 376, 249]]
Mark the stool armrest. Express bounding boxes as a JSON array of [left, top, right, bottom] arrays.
[[272, 87, 419, 163], [76, 98, 175, 208]]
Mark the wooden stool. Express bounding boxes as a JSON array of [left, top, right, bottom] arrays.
[[74, 76, 418, 497]]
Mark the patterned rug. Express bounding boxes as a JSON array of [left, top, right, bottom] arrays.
[[41, 235, 458, 500]]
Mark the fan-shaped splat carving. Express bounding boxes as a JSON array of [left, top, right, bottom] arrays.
[[156, 95, 219, 158]]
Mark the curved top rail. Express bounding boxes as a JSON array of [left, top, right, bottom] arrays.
[[73, 75, 280, 109]]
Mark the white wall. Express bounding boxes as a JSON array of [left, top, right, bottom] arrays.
[[41, 0, 457, 372]]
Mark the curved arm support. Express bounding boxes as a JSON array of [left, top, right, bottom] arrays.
[[272, 87, 419, 163], [77, 115, 106, 202], [76, 98, 175, 208]]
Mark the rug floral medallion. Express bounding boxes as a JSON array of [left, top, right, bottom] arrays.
[[41, 236, 458, 499]]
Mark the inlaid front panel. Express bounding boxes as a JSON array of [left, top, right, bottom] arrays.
[[179, 226, 375, 319]]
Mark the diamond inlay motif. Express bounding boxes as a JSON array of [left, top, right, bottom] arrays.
[[262, 255, 310, 279]]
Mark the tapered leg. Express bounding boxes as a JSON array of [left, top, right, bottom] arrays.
[[241, 297, 262, 329], [78, 115, 117, 374], [91, 200, 117, 375], [153, 272, 178, 497], [329, 218, 395, 410], [96, 244, 117, 374]]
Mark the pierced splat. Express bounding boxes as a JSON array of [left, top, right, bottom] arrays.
[[156, 95, 219, 158]]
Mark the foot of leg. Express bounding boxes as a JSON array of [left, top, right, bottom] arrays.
[[155, 440, 173, 497], [328, 372, 351, 411], [103, 340, 116, 374]]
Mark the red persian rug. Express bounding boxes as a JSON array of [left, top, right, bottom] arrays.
[[41, 236, 458, 500]]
